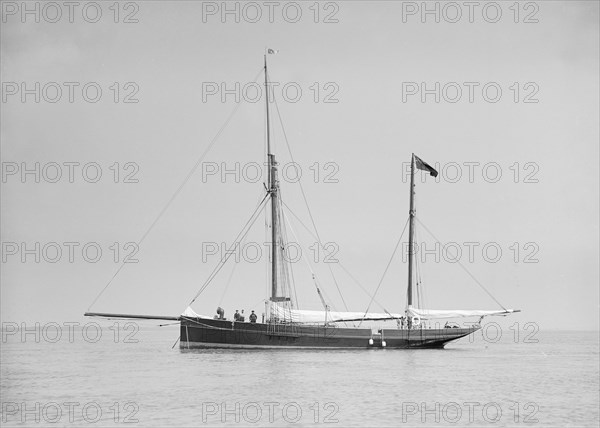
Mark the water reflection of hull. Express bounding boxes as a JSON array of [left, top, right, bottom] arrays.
[[180, 317, 479, 349]]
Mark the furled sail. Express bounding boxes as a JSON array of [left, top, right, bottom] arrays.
[[272, 303, 403, 323], [181, 306, 211, 319], [407, 307, 516, 320]]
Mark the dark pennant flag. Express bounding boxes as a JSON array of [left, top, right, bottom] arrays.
[[414, 155, 438, 177]]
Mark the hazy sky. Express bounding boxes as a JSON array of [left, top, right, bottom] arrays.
[[1, 1, 598, 330]]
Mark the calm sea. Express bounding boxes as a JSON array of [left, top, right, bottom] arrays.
[[1, 325, 598, 427]]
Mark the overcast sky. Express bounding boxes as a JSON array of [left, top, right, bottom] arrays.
[[1, 1, 598, 330]]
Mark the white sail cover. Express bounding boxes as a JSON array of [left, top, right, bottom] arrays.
[[271, 303, 403, 323], [183, 305, 515, 322], [181, 306, 211, 319], [407, 307, 516, 320]]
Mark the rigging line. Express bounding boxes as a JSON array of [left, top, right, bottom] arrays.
[[336, 263, 391, 314], [279, 201, 344, 313], [414, 225, 420, 308], [415, 226, 428, 312], [413, 184, 420, 309], [358, 217, 410, 327], [276, 206, 288, 301], [190, 192, 269, 305], [415, 217, 508, 311], [218, 187, 265, 306], [87, 68, 265, 312], [271, 94, 351, 314], [282, 202, 350, 326], [280, 199, 389, 313], [282, 203, 328, 312], [158, 322, 180, 327], [278, 195, 300, 309], [218, 244, 240, 306], [189, 192, 270, 305], [325, 260, 350, 313]]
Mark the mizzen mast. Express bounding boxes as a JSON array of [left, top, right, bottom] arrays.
[[407, 153, 416, 312]]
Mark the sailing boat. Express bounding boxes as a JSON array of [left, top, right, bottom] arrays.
[[85, 53, 519, 349]]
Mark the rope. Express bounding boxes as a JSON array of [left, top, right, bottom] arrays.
[[416, 226, 429, 311], [158, 322, 180, 327], [336, 264, 391, 314], [279, 201, 343, 312], [188, 193, 270, 305], [414, 226, 424, 309], [278, 201, 300, 308], [358, 217, 410, 326], [282, 205, 329, 312], [415, 217, 508, 311], [87, 68, 265, 311], [272, 94, 351, 314], [277, 191, 300, 310], [218, 261, 239, 307], [217, 188, 265, 306], [280, 199, 390, 313]]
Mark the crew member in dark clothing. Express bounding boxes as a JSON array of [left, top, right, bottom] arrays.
[[249, 311, 257, 323], [234, 310, 240, 321]]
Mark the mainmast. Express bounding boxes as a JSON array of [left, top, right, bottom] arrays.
[[265, 54, 278, 301], [407, 153, 415, 309]]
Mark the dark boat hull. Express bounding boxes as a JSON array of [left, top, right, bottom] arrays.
[[179, 317, 479, 349]]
